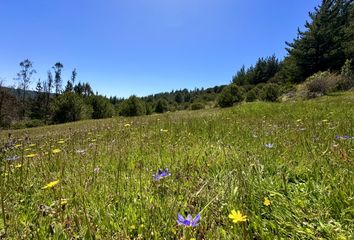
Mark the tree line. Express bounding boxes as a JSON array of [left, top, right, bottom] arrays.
[[0, 0, 353, 129]]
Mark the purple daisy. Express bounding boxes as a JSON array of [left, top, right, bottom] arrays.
[[177, 213, 200, 227], [153, 168, 171, 181]]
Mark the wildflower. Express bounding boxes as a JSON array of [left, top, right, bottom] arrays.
[[263, 197, 271, 206], [336, 135, 353, 140], [58, 140, 65, 144], [60, 198, 68, 206], [264, 143, 274, 148], [52, 149, 61, 154], [228, 210, 247, 223], [94, 167, 100, 174], [42, 180, 60, 190], [5, 156, 20, 161], [75, 149, 86, 155], [124, 123, 131, 127], [15, 164, 22, 168], [26, 153, 37, 158], [177, 213, 200, 227], [160, 129, 168, 133], [153, 168, 171, 181]]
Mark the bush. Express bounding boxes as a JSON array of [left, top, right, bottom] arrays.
[[246, 88, 258, 102], [155, 99, 169, 113], [338, 59, 354, 90], [11, 119, 44, 129], [87, 95, 114, 119], [218, 84, 245, 108], [119, 96, 146, 116], [190, 102, 205, 110], [305, 71, 341, 97], [260, 83, 281, 102]]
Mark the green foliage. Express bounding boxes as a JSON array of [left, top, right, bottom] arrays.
[[87, 95, 114, 119], [260, 83, 281, 102], [119, 95, 146, 116], [218, 84, 245, 107], [11, 119, 44, 129], [284, 0, 354, 82], [304, 71, 341, 97], [155, 99, 169, 113], [245, 88, 258, 102], [338, 59, 354, 90], [233, 56, 281, 85], [52, 92, 90, 123], [190, 102, 205, 110]]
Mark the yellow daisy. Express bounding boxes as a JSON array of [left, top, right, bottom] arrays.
[[228, 210, 247, 223]]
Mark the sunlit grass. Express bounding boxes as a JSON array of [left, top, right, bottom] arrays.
[[0, 91, 353, 239]]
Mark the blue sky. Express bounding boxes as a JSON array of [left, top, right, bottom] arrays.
[[0, 0, 320, 98]]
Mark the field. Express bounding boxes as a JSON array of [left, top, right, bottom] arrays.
[[0, 91, 353, 239]]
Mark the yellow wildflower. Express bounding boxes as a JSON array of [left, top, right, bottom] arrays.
[[15, 164, 22, 168], [52, 149, 61, 154], [228, 210, 247, 223], [160, 129, 168, 132], [26, 153, 37, 158], [124, 123, 131, 127], [58, 140, 65, 144], [42, 180, 60, 190], [263, 197, 271, 206], [60, 198, 68, 205]]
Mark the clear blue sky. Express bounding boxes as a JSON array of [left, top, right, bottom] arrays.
[[0, 0, 320, 98]]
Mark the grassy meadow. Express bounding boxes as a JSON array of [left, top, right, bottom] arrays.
[[0, 91, 353, 239]]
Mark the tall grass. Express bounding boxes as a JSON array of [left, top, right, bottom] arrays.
[[0, 91, 353, 239]]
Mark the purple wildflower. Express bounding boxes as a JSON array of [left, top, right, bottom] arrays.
[[153, 168, 171, 181], [177, 213, 200, 227], [336, 135, 353, 140], [264, 143, 274, 148], [5, 156, 20, 161]]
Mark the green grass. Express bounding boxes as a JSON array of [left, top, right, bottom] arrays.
[[0, 91, 353, 239]]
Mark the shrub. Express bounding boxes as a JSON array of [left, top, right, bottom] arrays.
[[190, 102, 205, 110], [11, 119, 44, 129], [155, 99, 169, 113], [338, 59, 354, 90], [246, 88, 258, 102], [260, 83, 281, 102], [218, 84, 245, 108], [305, 71, 341, 97]]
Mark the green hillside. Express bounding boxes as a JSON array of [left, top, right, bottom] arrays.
[[0, 91, 353, 239]]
